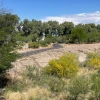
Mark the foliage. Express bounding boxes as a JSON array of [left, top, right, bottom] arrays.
[[5, 61, 100, 100], [56, 36, 70, 43], [87, 52, 100, 59], [87, 58, 100, 69], [87, 32, 100, 43], [70, 27, 87, 43], [86, 52, 100, 69], [24, 66, 41, 81], [68, 76, 91, 99], [48, 77, 65, 92], [29, 42, 39, 48], [59, 22, 74, 35], [44, 53, 79, 78], [0, 13, 19, 73], [16, 17, 100, 44], [39, 40, 48, 47], [4, 52, 100, 100], [91, 74, 100, 99]]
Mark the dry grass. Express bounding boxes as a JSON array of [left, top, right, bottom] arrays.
[[5, 86, 51, 100], [5, 51, 100, 100], [77, 67, 97, 76]]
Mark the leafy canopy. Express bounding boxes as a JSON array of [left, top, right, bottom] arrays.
[[0, 13, 19, 73]]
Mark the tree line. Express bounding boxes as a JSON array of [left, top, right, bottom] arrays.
[[16, 19, 100, 44]]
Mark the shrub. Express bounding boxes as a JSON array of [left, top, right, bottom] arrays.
[[68, 76, 91, 100], [44, 38, 52, 44], [39, 40, 48, 47], [91, 74, 100, 99], [24, 66, 41, 81], [29, 42, 39, 48], [7, 81, 25, 92], [97, 69, 100, 76], [56, 36, 63, 43], [86, 52, 100, 69], [87, 32, 100, 43], [44, 53, 79, 78], [56, 36, 70, 43], [48, 77, 65, 92], [87, 58, 100, 69], [87, 52, 100, 59]]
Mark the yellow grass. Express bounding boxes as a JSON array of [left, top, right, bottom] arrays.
[[5, 86, 51, 100]]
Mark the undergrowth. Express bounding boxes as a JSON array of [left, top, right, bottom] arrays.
[[5, 52, 100, 100]]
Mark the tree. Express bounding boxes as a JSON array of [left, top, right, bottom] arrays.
[[87, 32, 100, 43], [22, 19, 32, 36], [84, 24, 92, 33], [31, 20, 42, 37], [97, 24, 100, 32], [0, 9, 19, 73], [75, 23, 84, 28], [59, 22, 74, 35], [47, 21, 59, 36], [70, 27, 87, 43]]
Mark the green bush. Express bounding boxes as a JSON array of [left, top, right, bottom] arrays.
[[68, 76, 91, 100], [44, 53, 79, 78], [56, 36, 70, 43], [48, 77, 65, 92], [7, 81, 25, 92], [44, 38, 52, 44], [91, 74, 100, 99], [87, 32, 100, 43], [29, 42, 39, 48], [39, 40, 48, 47]]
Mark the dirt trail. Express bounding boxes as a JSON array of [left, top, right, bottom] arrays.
[[9, 43, 100, 77]]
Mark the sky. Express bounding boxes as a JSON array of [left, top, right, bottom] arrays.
[[3, 0, 100, 24]]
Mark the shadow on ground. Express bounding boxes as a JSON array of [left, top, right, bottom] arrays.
[[0, 74, 10, 100], [0, 74, 10, 88], [21, 43, 63, 57]]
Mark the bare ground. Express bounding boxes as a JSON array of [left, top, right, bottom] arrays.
[[9, 43, 100, 78]]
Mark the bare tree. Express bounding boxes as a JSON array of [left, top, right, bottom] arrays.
[[0, 0, 11, 14]]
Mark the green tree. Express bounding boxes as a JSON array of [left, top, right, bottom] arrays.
[[87, 32, 100, 43], [97, 24, 100, 32], [59, 22, 74, 35], [22, 19, 32, 36], [70, 27, 87, 43], [0, 12, 19, 73], [47, 21, 59, 36]]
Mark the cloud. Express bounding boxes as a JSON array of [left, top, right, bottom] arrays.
[[41, 11, 100, 25]]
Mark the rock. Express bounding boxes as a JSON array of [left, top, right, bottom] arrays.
[[78, 53, 87, 62]]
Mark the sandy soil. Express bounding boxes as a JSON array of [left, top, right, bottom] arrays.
[[9, 43, 100, 78]]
